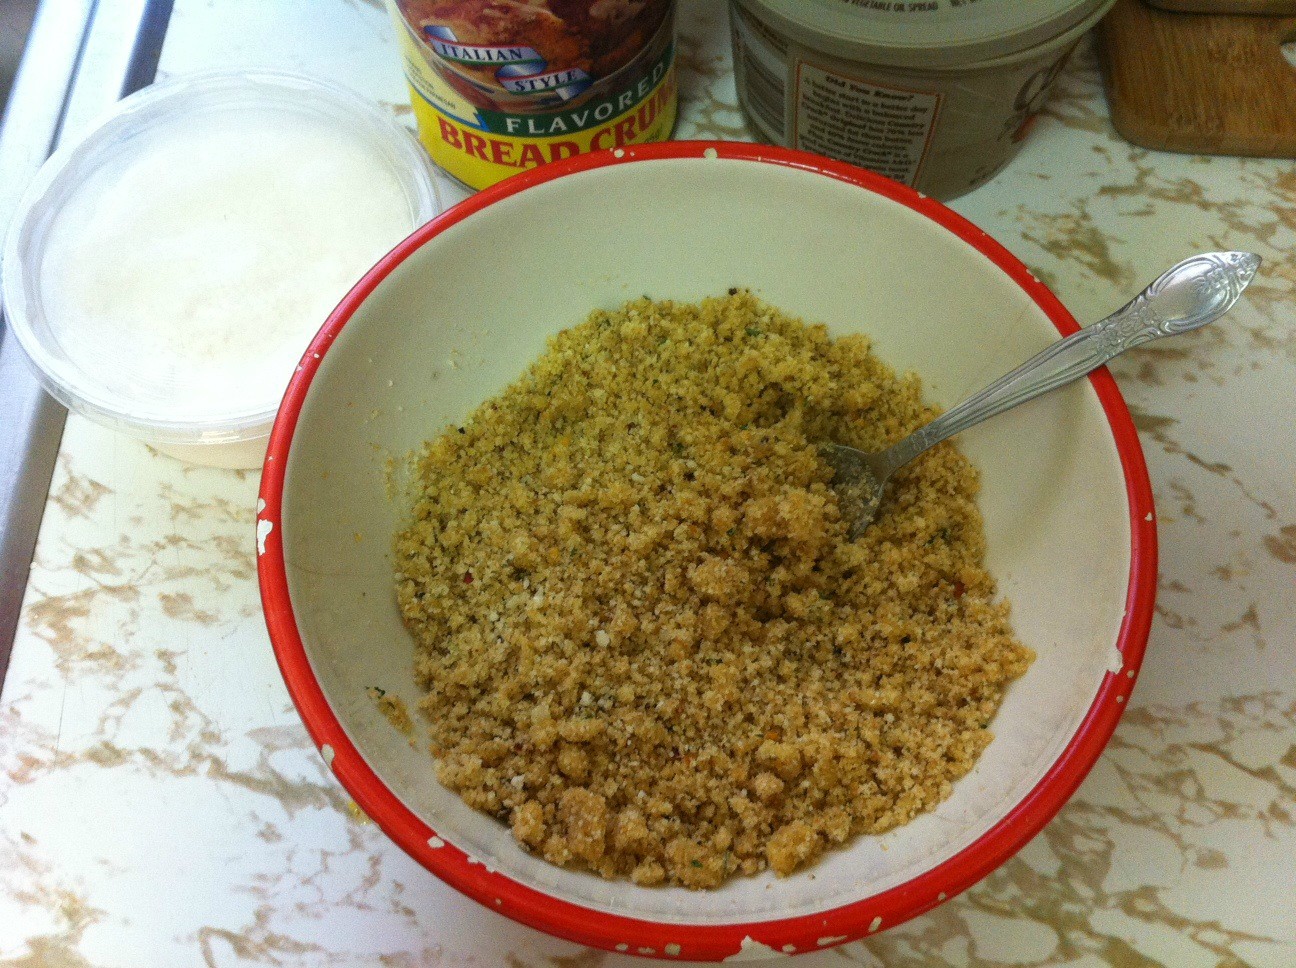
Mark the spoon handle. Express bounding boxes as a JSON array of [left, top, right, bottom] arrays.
[[877, 251, 1262, 476]]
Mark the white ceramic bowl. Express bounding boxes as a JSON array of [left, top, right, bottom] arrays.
[[258, 143, 1155, 960]]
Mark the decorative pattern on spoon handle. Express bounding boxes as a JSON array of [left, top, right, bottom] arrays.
[[1094, 251, 1261, 355]]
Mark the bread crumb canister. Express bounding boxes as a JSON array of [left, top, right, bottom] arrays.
[[730, 0, 1115, 200], [387, 1, 678, 190]]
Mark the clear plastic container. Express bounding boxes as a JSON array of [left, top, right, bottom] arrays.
[[1, 70, 441, 469]]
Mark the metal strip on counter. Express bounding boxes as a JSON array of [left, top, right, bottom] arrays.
[[0, 0, 175, 691]]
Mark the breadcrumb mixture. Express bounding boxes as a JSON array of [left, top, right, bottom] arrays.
[[394, 293, 1032, 888], [367, 687, 414, 736]]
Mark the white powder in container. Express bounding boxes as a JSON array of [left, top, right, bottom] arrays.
[[40, 110, 412, 423], [2, 71, 440, 468]]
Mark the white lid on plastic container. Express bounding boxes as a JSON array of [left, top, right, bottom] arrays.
[[0, 70, 441, 465], [739, 0, 1116, 68]]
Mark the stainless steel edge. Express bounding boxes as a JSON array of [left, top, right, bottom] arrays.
[[0, 0, 175, 693]]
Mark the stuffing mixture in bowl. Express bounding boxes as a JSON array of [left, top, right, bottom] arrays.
[[393, 292, 1033, 888]]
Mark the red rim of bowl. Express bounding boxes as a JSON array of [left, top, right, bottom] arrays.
[[257, 140, 1157, 961]]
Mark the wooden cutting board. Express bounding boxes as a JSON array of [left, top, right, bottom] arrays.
[[1147, 0, 1296, 12], [1099, 0, 1296, 155]]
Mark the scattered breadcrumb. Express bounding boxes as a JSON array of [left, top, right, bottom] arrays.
[[367, 686, 414, 736], [394, 293, 1032, 887]]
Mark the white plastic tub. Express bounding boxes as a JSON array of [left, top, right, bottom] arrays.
[[1, 70, 441, 469]]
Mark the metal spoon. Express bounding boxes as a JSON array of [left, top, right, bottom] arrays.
[[824, 251, 1262, 538]]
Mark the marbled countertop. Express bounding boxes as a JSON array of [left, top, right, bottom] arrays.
[[2, 1, 1294, 965]]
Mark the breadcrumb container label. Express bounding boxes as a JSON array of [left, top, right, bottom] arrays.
[[387, 1, 678, 190]]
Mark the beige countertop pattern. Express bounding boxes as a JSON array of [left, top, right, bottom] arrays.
[[0, 1, 1293, 965]]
